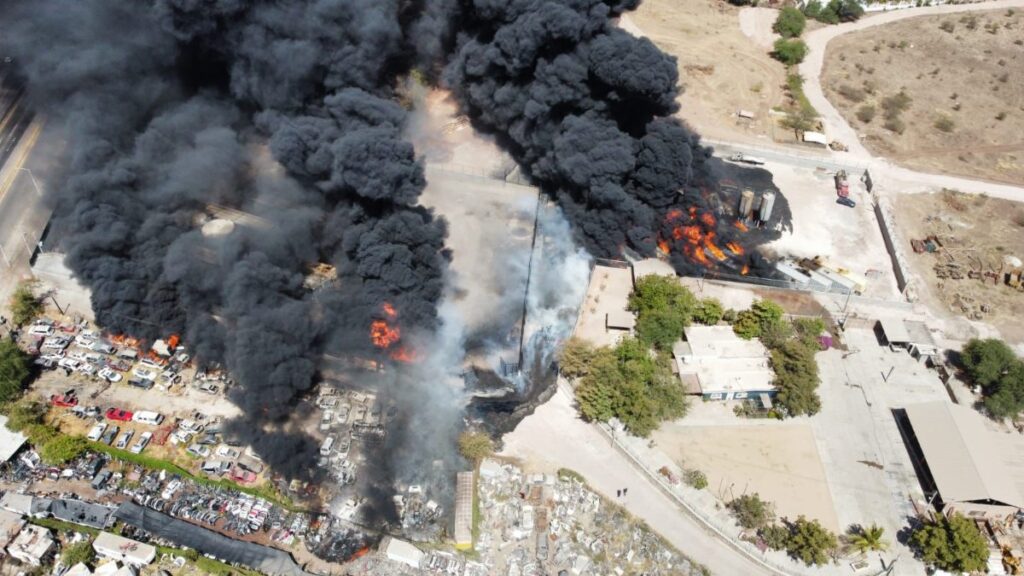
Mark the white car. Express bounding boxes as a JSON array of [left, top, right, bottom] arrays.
[[130, 432, 152, 454], [186, 444, 210, 458], [74, 334, 96, 348], [28, 324, 54, 336], [215, 446, 239, 459], [98, 368, 122, 383], [68, 350, 90, 362], [161, 479, 182, 500], [77, 363, 97, 377], [58, 358, 81, 371], [87, 423, 107, 441], [115, 430, 134, 449], [178, 420, 204, 433], [132, 367, 156, 381], [90, 341, 116, 354], [170, 430, 193, 445]]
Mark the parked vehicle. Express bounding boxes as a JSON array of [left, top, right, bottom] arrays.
[[105, 408, 134, 422], [215, 446, 239, 459], [50, 394, 78, 408], [89, 341, 116, 355], [87, 423, 107, 441], [128, 378, 154, 390], [101, 425, 120, 445], [179, 420, 204, 433], [28, 324, 54, 337], [91, 470, 112, 490], [130, 432, 152, 454], [187, 444, 210, 458], [78, 363, 97, 377], [115, 430, 135, 449], [837, 197, 856, 208], [133, 411, 164, 425], [835, 169, 850, 198], [98, 368, 122, 383], [728, 152, 766, 165], [57, 358, 81, 371], [132, 367, 156, 381]]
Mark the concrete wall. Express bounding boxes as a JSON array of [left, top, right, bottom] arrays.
[[873, 197, 913, 298]]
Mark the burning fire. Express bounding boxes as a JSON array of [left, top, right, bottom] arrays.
[[657, 237, 670, 254], [741, 264, 750, 275], [734, 221, 749, 232], [726, 242, 744, 255], [369, 302, 417, 363], [660, 204, 753, 274]]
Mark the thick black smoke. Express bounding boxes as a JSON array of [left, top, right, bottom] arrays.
[[1, 0, 450, 504], [442, 0, 786, 273]]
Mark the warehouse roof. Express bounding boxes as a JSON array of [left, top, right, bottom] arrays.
[[905, 402, 1024, 510], [0, 415, 27, 462]]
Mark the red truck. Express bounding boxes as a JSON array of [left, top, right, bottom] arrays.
[[50, 394, 78, 408], [834, 170, 850, 198]]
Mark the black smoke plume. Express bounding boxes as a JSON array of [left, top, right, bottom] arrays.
[[443, 0, 789, 273]]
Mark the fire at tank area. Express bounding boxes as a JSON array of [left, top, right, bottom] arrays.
[[0, 0, 909, 573]]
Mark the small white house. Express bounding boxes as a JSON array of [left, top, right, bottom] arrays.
[[7, 524, 54, 566], [93, 531, 156, 566]]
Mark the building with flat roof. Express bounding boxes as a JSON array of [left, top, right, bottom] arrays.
[[674, 325, 775, 400], [0, 509, 25, 555], [902, 401, 1024, 522], [453, 471, 474, 549], [878, 318, 938, 360], [50, 499, 115, 530], [7, 524, 54, 566], [0, 415, 27, 463], [382, 537, 424, 568], [93, 531, 156, 566]]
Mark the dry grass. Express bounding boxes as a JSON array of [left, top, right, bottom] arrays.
[[822, 9, 1024, 185]]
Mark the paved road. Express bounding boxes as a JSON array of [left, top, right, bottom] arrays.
[[502, 385, 781, 576], [798, 0, 1024, 201]]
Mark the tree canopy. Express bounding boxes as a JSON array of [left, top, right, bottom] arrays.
[[558, 337, 600, 380], [733, 300, 785, 340], [9, 282, 43, 326], [960, 339, 1024, 418], [39, 435, 89, 466], [628, 275, 696, 350], [0, 339, 30, 404], [911, 514, 988, 573], [847, 523, 888, 553], [787, 517, 838, 566], [458, 431, 494, 463], [693, 298, 724, 325], [573, 337, 687, 437], [773, 7, 807, 38], [802, 0, 864, 24], [771, 339, 822, 417], [61, 540, 95, 567], [728, 493, 774, 529], [772, 38, 809, 66]]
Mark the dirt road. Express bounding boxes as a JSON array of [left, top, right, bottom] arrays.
[[799, 0, 1024, 199]]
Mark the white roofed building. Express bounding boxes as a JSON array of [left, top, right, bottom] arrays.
[[674, 325, 775, 401], [93, 531, 156, 566], [382, 537, 424, 568], [6, 524, 54, 566]]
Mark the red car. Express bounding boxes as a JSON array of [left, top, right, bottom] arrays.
[[230, 468, 257, 484], [105, 408, 134, 422], [50, 394, 78, 408]]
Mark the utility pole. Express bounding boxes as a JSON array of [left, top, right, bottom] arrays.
[[18, 168, 43, 197], [0, 244, 11, 268]]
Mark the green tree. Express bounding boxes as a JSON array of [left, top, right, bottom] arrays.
[[575, 347, 621, 423], [760, 524, 791, 550], [983, 363, 1024, 418], [693, 298, 724, 325], [61, 540, 95, 567], [847, 523, 888, 553], [733, 300, 786, 341], [780, 104, 818, 139], [0, 339, 30, 404], [772, 38, 809, 65], [773, 7, 807, 38], [25, 424, 58, 447], [771, 339, 822, 416], [787, 516, 838, 566], [39, 435, 89, 466], [911, 514, 988, 573], [559, 337, 599, 380], [458, 431, 494, 463], [792, 317, 826, 348], [684, 469, 708, 490], [628, 275, 697, 350], [962, 338, 1019, 390], [9, 282, 43, 326], [728, 493, 774, 529], [760, 319, 795, 349], [3, 398, 44, 432]]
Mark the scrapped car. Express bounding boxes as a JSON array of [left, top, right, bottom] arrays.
[[105, 408, 134, 422], [230, 468, 257, 483], [132, 367, 156, 381], [34, 357, 56, 370], [50, 394, 78, 408], [215, 446, 239, 459], [28, 324, 54, 337], [130, 432, 152, 454], [57, 358, 81, 371], [187, 444, 210, 458], [98, 368, 122, 383], [100, 425, 120, 445], [115, 430, 135, 449], [87, 423, 107, 441], [837, 197, 856, 208], [106, 359, 131, 372], [89, 341, 116, 355], [127, 378, 154, 390]]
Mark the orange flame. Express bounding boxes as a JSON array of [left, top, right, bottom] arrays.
[[382, 302, 397, 319], [741, 264, 750, 275], [705, 233, 726, 261], [665, 208, 684, 221], [370, 321, 400, 348], [734, 221, 749, 232], [351, 547, 370, 560], [700, 212, 716, 228], [726, 242, 744, 255], [390, 347, 418, 363], [657, 238, 670, 254]]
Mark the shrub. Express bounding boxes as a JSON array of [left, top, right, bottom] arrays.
[[934, 115, 955, 132], [693, 298, 724, 325], [773, 7, 807, 38], [787, 517, 839, 566], [837, 84, 866, 103], [458, 431, 494, 463], [0, 342, 30, 405], [728, 493, 774, 529], [61, 541, 95, 567], [939, 20, 956, 33], [684, 469, 708, 489], [40, 436, 89, 466], [881, 91, 913, 117], [856, 104, 876, 123], [3, 399, 44, 432], [883, 117, 905, 134], [996, 111, 1008, 121], [9, 281, 43, 326], [760, 524, 791, 549], [772, 38, 809, 66], [733, 300, 785, 340], [911, 514, 988, 573]]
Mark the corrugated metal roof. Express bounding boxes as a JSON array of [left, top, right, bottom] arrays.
[[905, 402, 1024, 509], [0, 416, 27, 463]]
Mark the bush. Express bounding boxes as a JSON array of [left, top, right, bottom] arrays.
[[559, 337, 599, 380], [856, 104, 876, 123], [728, 493, 774, 529], [939, 20, 955, 33], [9, 282, 43, 326], [40, 435, 89, 466], [803, 0, 862, 23], [3, 399, 44, 432], [733, 300, 785, 340], [760, 524, 791, 550], [684, 469, 708, 489], [911, 514, 988, 573], [458, 431, 494, 463], [61, 540, 95, 567], [628, 275, 697, 350], [772, 38, 808, 66], [837, 84, 866, 103], [881, 91, 913, 117], [883, 117, 906, 134], [771, 339, 822, 417], [0, 340, 30, 404], [787, 517, 838, 566], [693, 298, 724, 325], [934, 115, 955, 133], [773, 7, 807, 38]]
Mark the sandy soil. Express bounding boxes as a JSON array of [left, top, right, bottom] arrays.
[[821, 9, 1024, 185], [652, 422, 840, 532], [759, 161, 899, 299], [624, 0, 787, 144], [893, 190, 1024, 343]]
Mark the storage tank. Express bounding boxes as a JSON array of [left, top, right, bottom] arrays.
[[738, 189, 755, 218], [759, 191, 776, 222]]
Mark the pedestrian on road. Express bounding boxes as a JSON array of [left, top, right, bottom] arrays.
[[623, 488, 628, 496], [616, 489, 621, 498]]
